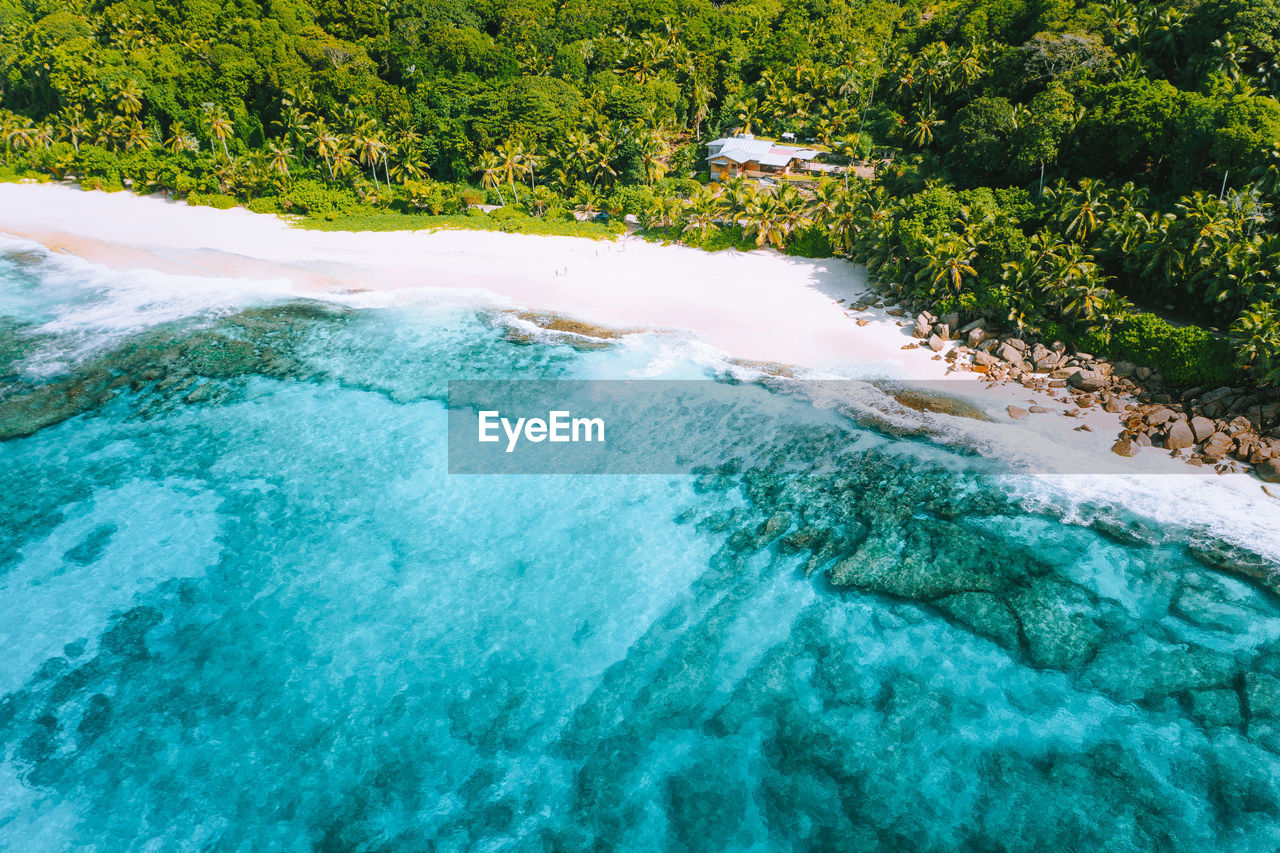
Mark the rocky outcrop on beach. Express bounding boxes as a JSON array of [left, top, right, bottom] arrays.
[[902, 308, 1280, 484]]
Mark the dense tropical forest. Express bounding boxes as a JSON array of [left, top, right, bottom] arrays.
[[1, 0, 1278, 385]]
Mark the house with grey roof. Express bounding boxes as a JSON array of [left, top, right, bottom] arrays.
[[706, 134, 826, 182]]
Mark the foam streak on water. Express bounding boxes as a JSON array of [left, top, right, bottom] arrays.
[[2, 241, 1280, 851]]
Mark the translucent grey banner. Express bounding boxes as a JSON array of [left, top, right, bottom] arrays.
[[445, 379, 1211, 476], [448, 379, 847, 475]]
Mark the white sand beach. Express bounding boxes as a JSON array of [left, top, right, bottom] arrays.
[[0, 182, 943, 378]]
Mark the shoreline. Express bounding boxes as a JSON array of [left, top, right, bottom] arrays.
[[1, 181, 1278, 497], [2, 182, 918, 376]]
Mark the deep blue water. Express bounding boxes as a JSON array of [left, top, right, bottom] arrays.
[[2, 239, 1280, 851]]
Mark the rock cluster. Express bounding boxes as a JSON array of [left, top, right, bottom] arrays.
[[0, 304, 324, 440], [692, 435, 1280, 751], [905, 308, 1280, 484]]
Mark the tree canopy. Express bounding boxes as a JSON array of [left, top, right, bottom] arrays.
[[1, 0, 1278, 385]]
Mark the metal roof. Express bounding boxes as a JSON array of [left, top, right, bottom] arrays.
[[756, 151, 793, 167], [707, 136, 820, 164]]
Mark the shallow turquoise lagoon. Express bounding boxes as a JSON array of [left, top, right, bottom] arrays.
[[2, 240, 1280, 851]]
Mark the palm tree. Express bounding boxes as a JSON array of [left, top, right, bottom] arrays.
[[587, 139, 618, 188], [273, 103, 312, 149], [239, 152, 271, 200], [0, 112, 15, 162], [1104, 0, 1137, 42], [94, 115, 122, 151], [1137, 5, 1184, 71], [266, 141, 293, 182], [687, 77, 712, 140], [309, 118, 340, 180], [906, 110, 944, 148], [683, 210, 720, 241], [573, 191, 601, 221], [522, 147, 542, 189], [953, 44, 986, 92], [558, 131, 593, 185], [734, 97, 761, 135], [330, 143, 356, 180], [638, 128, 670, 186], [1062, 282, 1111, 322], [743, 191, 788, 249], [163, 122, 199, 154], [715, 176, 754, 218], [353, 119, 389, 191], [59, 109, 89, 153], [622, 31, 668, 83], [1051, 178, 1114, 243], [4, 119, 34, 154], [111, 78, 144, 116], [202, 103, 233, 159], [919, 235, 978, 302], [526, 186, 557, 217], [389, 143, 428, 183], [915, 43, 952, 111], [891, 56, 919, 103], [1094, 290, 1134, 340], [334, 104, 362, 136], [479, 152, 506, 205], [123, 118, 151, 152], [825, 188, 860, 257], [1043, 243, 1101, 310], [212, 159, 238, 194], [494, 140, 526, 203], [32, 124, 54, 150], [1250, 148, 1280, 196], [1232, 299, 1280, 384], [775, 185, 812, 236], [1175, 192, 1235, 259], [808, 180, 843, 222]]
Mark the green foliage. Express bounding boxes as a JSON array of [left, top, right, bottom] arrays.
[[1211, 96, 1280, 176], [680, 224, 755, 252], [607, 185, 655, 217], [1106, 313, 1239, 387], [953, 97, 1016, 186], [298, 207, 623, 238], [248, 197, 280, 213], [187, 192, 240, 209], [1013, 83, 1076, 180], [279, 179, 360, 215], [74, 146, 121, 179], [784, 226, 834, 258]]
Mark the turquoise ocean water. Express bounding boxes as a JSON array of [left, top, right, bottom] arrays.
[[2, 237, 1280, 850]]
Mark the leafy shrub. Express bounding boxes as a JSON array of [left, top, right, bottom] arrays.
[[896, 186, 962, 256], [187, 192, 239, 210], [398, 180, 465, 215], [784, 226, 834, 258], [1106, 312, 1238, 387], [171, 172, 198, 195], [686, 224, 754, 252], [75, 145, 120, 179], [280, 179, 357, 215], [608, 184, 655, 216]]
